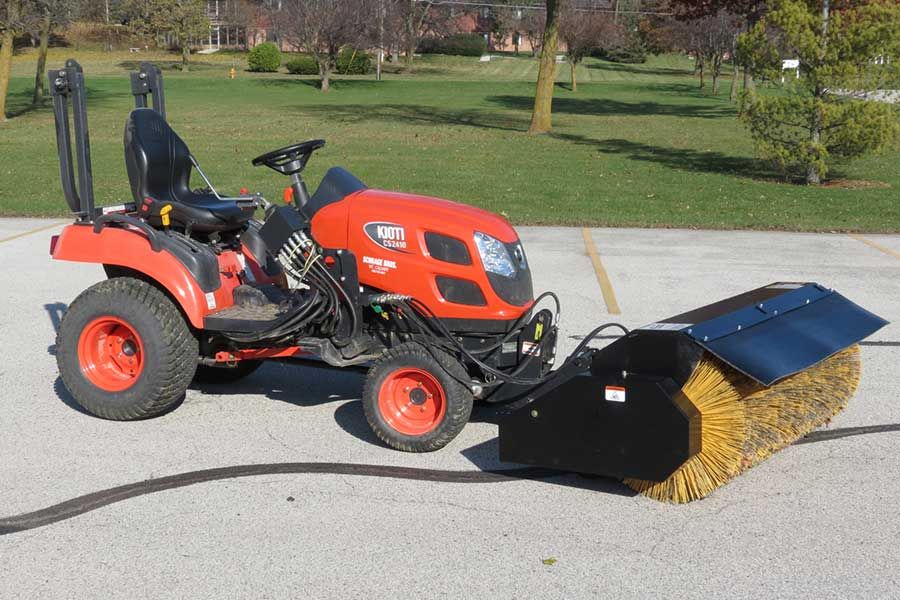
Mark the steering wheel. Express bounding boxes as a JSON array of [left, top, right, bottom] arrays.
[[251, 139, 326, 176]]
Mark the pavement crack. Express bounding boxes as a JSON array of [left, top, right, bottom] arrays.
[[264, 428, 297, 452], [290, 487, 527, 519]]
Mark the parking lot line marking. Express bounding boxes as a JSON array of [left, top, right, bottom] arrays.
[[581, 228, 621, 315], [0, 221, 67, 245], [849, 233, 900, 261]]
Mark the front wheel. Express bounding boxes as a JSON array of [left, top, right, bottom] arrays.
[[363, 343, 473, 452], [56, 277, 199, 420]]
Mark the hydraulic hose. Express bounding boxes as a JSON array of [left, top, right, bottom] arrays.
[[398, 294, 627, 388]]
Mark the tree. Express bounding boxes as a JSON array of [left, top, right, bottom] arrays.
[[528, 0, 561, 133], [220, 0, 265, 50], [520, 8, 544, 57], [124, 0, 209, 71], [655, 9, 740, 95], [695, 10, 741, 95], [492, 7, 523, 54], [373, 0, 457, 68], [739, 0, 900, 184], [560, 7, 623, 92], [667, 0, 767, 91], [0, 0, 26, 121], [282, 0, 369, 92], [402, 0, 434, 67], [30, 0, 73, 106]]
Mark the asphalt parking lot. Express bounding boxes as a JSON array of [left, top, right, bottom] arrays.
[[0, 218, 898, 598]]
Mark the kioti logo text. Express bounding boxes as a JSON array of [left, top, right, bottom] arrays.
[[364, 222, 409, 252]]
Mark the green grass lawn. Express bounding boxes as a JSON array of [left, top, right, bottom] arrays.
[[1, 49, 898, 231]]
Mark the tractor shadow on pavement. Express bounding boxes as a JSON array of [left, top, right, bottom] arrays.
[[44, 302, 67, 356], [190, 361, 382, 443]]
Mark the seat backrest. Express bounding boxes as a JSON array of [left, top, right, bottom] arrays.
[[124, 108, 194, 205]]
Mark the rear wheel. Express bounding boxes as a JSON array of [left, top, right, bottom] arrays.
[[363, 343, 473, 452], [57, 277, 198, 420]]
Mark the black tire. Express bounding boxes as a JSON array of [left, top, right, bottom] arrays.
[[194, 360, 262, 384], [363, 342, 473, 452], [56, 277, 199, 420]]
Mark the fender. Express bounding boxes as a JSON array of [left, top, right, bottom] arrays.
[[52, 224, 220, 328]]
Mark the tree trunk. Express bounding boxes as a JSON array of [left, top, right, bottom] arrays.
[[698, 64, 705, 89], [405, 0, 415, 67], [33, 10, 52, 106], [0, 34, 14, 122], [730, 57, 740, 102], [807, 1, 830, 185], [528, 0, 560, 134], [807, 106, 822, 185], [712, 56, 721, 95], [181, 44, 190, 72], [0, 0, 20, 121], [729, 36, 739, 102], [320, 63, 332, 92], [570, 60, 577, 92]]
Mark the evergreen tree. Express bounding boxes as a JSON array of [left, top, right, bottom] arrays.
[[738, 0, 900, 184]]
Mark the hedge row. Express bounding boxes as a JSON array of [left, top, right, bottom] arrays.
[[418, 33, 487, 57], [285, 49, 373, 75]]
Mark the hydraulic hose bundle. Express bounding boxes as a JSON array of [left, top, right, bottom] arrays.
[[223, 228, 356, 346]]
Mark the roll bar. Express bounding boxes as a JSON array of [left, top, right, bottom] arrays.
[[49, 59, 95, 221], [130, 61, 166, 118]]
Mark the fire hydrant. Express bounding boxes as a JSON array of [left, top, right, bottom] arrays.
[[229, 67, 236, 80]]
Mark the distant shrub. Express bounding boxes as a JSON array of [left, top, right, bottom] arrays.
[[419, 33, 487, 57], [285, 55, 319, 75], [337, 48, 373, 74], [248, 42, 282, 72], [592, 45, 647, 64]]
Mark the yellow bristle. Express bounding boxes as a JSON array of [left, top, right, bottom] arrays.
[[624, 345, 862, 504], [741, 345, 861, 468], [623, 357, 746, 503]]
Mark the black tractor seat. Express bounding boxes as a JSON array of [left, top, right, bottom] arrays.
[[124, 108, 255, 232]]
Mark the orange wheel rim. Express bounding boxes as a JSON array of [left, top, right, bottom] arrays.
[[377, 367, 446, 436], [77, 316, 145, 392]]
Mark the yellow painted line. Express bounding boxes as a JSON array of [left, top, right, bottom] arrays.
[[581, 228, 621, 315], [0, 220, 67, 245], [849, 233, 900, 261]]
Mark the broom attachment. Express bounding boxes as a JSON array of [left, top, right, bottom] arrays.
[[499, 283, 887, 503]]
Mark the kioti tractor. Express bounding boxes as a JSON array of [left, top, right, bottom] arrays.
[[47, 61, 886, 502]]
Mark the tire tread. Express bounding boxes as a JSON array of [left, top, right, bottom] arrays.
[[57, 277, 198, 420]]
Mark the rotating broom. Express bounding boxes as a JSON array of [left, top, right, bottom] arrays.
[[499, 283, 885, 503]]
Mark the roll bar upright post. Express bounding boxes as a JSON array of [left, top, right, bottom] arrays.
[[130, 62, 166, 118], [49, 59, 95, 222]]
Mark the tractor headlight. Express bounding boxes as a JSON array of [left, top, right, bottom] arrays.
[[474, 231, 516, 278]]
